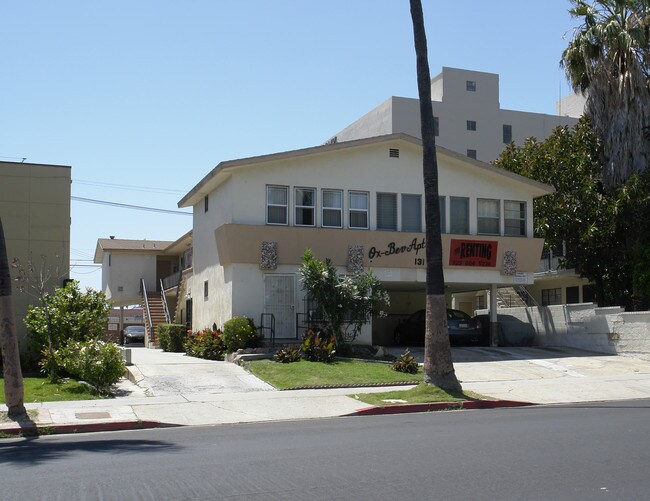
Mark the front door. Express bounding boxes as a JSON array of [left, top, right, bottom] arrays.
[[264, 274, 296, 339]]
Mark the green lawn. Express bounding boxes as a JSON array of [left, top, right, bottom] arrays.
[[352, 383, 484, 407], [0, 377, 101, 405], [248, 359, 422, 389]]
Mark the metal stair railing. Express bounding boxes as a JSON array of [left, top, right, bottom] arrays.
[[260, 313, 275, 347], [160, 279, 171, 324], [514, 285, 538, 307], [140, 278, 154, 344]]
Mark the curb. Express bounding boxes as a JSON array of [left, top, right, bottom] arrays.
[[0, 420, 161, 438], [351, 399, 534, 416]]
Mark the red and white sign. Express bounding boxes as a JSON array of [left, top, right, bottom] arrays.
[[449, 239, 498, 267]]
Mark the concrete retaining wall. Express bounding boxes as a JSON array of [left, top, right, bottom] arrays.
[[477, 303, 650, 360]]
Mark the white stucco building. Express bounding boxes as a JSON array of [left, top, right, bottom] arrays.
[[178, 133, 553, 345], [329, 67, 579, 163]]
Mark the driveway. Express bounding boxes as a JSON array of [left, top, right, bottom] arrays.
[[386, 346, 650, 404]]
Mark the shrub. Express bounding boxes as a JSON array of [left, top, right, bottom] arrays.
[[157, 324, 188, 352], [58, 339, 126, 395], [184, 328, 226, 360], [391, 349, 419, 374], [273, 347, 301, 363], [301, 329, 336, 363], [222, 317, 259, 352]]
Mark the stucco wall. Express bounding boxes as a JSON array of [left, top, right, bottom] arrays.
[[478, 304, 650, 360]]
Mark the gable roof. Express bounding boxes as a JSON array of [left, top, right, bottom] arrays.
[[178, 133, 554, 208], [93, 238, 174, 263]]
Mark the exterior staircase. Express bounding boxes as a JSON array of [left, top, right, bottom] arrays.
[[142, 292, 167, 348], [496, 286, 534, 308]]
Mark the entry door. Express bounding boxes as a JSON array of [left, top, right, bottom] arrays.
[[264, 274, 296, 339]]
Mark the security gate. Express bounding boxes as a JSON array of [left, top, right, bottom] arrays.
[[264, 274, 296, 339]]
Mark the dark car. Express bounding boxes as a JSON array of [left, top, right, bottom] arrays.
[[123, 325, 145, 345], [394, 309, 482, 346]]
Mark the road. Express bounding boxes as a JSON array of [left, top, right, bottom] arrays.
[[2, 400, 650, 500]]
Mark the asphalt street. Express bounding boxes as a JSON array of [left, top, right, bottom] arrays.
[[2, 399, 650, 500]]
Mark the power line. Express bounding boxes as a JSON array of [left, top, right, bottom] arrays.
[[71, 196, 191, 215], [73, 179, 187, 195]]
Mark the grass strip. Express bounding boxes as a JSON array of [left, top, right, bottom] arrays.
[[0, 377, 101, 405], [248, 359, 422, 390]]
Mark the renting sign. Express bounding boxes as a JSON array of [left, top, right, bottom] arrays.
[[449, 239, 498, 267]]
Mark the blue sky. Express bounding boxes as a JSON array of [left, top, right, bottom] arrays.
[[1, 1, 577, 290]]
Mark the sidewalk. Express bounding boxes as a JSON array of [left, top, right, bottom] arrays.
[[3, 346, 650, 437]]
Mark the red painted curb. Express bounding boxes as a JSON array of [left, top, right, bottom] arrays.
[[352, 399, 534, 416], [0, 420, 161, 437]]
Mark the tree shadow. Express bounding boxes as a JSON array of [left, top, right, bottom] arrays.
[[0, 436, 182, 465]]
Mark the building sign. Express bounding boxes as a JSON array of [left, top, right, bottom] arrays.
[[368, 237, 426, 260], [449, 239, 498, 267]]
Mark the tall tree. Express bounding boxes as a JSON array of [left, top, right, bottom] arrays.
[[0, 218, 26, 417], [561, 0, 650, 189], [409, 0, 461, 390]]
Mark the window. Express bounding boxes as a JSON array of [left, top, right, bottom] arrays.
[[466, 149, 477, 159], [466, 80, 476, 92], [450, 197, 469, 234], [503, 124, 512, 143], [401, 194, 421, 232], [434, 116, 439, 136], [377, 193, 397, 231], [204, 195, 209, 213], [566, 286, 580, 304], [266, 185, 288, 225], [349, 191, 368, 229], [504, 200, 526, 236], [295, 187, 315, 226], [439, 196, 446, 233], [466, 120, 477, 131], [477, 199, 500, 235], [203, 280, 209, 299], [322, 189, 342, 228], [583, 284, 596, 303], [542, 288, 562, 306]]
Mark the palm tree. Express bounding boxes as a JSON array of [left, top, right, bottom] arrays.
[[561, 0, 650, 189], [0, 218, 26, 417], [409, 0, 461, 391]]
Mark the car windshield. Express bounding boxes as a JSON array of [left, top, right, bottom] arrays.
[[126, 326, 145, 333]]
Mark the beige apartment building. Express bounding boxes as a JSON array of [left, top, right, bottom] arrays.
[[0, 161, 71, 349]]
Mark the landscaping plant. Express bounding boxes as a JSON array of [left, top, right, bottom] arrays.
[[300, 329, 336, 363], [184, 327, 226, 360], [157, 323, 188, 352], [58, 339, 125, 396], [273, 347, 301, 364], [391, 349, 419, 374], [222, 316, 259, 352]]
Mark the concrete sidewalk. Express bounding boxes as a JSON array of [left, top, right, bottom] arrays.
[[3, 346, 650, 436]]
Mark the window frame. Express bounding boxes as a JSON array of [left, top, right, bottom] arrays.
[[466, 149, 477, 159], [477, 198, 501, 235], [294, 187, 316, 227], [376, 192, 398, 231], [349, 190, 369, 230], [266, 185, 289, 226], [504, 200, 526, 237], [466, 120, 477, 131], [542, 288, 562, 306], [401, 193, 422, 233], [449, 196, 470, 234], [503, 124, 513, 144], [466, 80, 476, 92], [321, 188, 343, 228]]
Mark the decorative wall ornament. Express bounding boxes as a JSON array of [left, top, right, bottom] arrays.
[[347, 245, 364, 273], [503, 250, 517, 276], [260, 241, 278, 270]]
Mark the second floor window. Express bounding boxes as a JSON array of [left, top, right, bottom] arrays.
[[401, 194, 421, 232], [322, 189, 342, 228], [467, 120, 477, 131], [504, 200, 526, 236], [477, 198, 500, 235], [266, 185, 288, 225], [349, 191, 368, 229], [503, 124, 513, 143], [450, 197, 469, 234], [377, 193, 397, 231], [295, 188, 315, 226]]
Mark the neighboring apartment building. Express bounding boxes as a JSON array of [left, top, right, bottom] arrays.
[[329, 67, 579, 163], [0, 161, 71, 349], [177, 133, 553, 345]]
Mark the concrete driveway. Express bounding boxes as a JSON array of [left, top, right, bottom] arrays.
[[387, 346, 650, 404]]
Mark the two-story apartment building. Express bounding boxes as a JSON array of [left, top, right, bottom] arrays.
[[178, 133, 553, 345]]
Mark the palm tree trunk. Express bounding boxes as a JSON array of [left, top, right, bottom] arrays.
[[409, 0, 461, 390], [0, 218, 27, 417]]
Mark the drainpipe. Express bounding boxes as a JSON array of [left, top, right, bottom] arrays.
[[489, 283, 498, 347]]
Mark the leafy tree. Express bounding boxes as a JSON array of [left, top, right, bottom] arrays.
[[409, 0, 461, 390], [0, 218, 26, 417], [299, 249, 389, 348], [24, 281, 111, 356], [561, 0, 650, 189], [494, 117, 650, 308]]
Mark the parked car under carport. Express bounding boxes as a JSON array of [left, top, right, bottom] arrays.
[[393, 309, 482, 346]]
